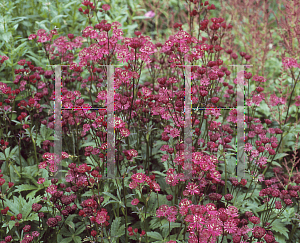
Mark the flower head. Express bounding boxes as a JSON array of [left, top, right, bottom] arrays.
[[145, 11, 155, 18], [102, 4, 110, 11]]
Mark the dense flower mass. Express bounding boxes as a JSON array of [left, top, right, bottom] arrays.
[[0, 0, 300, 242]]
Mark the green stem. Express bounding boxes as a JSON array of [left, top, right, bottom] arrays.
[[122, 178, 128, 242], [289, 222, 298, 242], [263, 69, 299, 176], [169, 221, 171, 241], [29, 122, 39, 168]]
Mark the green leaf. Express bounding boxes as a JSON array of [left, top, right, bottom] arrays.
[[161, 222, 181, 239], [73, 236, 82, 243], [60, 226, 73, 237], [65, 215, 77, 232], [2, 32, 12, 42], [146, 232, 163, 241], [26, 189, 39, 200], [79, 141, 96, 149], [14, 185, 38, 193], [4, 195, 41, 221], [26, 213, 39, 222], [150, 217, 162, 230], [111, 217, 121, 237], [51, 15, 68, 23], [152, 171, 166, 177], [161, 222, 181, 230], [117, 224, 125, 238], [0, 152, 5, 160], [102, 191, 120, 203], [271, 219, 289, 239], [60, 237, 72, 243], [273, 153, 288, 161], [62, 0, 77, 10], [21, 170, 39, 186], [75, 224, 86, 235]]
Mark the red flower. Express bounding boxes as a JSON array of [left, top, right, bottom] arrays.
[[0, 178, 5, 186], [102, 4, 110, 11]]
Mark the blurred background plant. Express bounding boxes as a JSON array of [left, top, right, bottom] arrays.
[[218, 0, 300, 157]]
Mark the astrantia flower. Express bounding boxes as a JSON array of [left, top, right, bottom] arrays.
[[37, 178, 45, 184], [0, 178, 5, 186], [166, 206, 178, 222], [46, 217, 58, 227], [156, 205, 169, 218], [166, 173, 179, 186], [161, 154, 169, 162], [131, 198, 139, 206], [129, 180, 138, 189], [102, 4, 110, 11], [244, 143, 253, 152], [145, 11, 155, 18], [282, 57, 300, 70], [83, 199, 97, 208], [38, 161, 47, 169], [206, 221, 223, 236], [96, 210, 108, 224], [249, 216, 260, 224], [17, 59, 27, 66], [46, 185, 58, 195], [252, 226, 266, 239], [28, 34, 37, 40], [224, 218, 238, 233], [169, 128, 180, 138], [186, 182, 200, 195], [226, 206, 239, 218], [131, 173, 146, 184]]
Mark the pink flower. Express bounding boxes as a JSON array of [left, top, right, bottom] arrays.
[[144, 11, 155, 18], [0, 178, 5, 186], [156, 205, 169, 218], [295, 95, 300, 106], [83, 124, 90, 132], [226, 206, 239, 218], [62, 152, 69, 159], [166, 173, 179, 186], [152, 181, 161, 192], [186, 182, 200, 195], [244, 143, 252, 152], [17, 59, 26, 66], [120, 128, 130, 137], [252, 75, 266, 83], [46, 185, 57, 195], [131, 173, 146, 184], [252, 94, 264, 106], [161, 154, 169, 162], [38, 161, 47, 169], [102, 4, 110, 11], [169, 128, 180, 138], [282, 57, 300, 70], [37, 178, 45, 184], [114, 117, 126, 129], [131, 198, 139, 206], [28, 34, 37, 40], [96, 210, 107, 224], [129, 180, 138, 189], [179, 198, 192, 216], [166, 206, 178, 222], [224, 218, 238, 233]]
